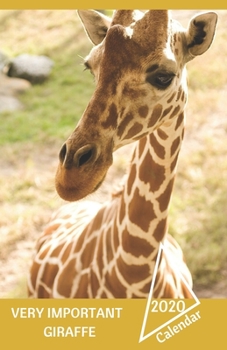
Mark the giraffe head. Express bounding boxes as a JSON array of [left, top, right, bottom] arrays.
[[56, 10, 217, 201]]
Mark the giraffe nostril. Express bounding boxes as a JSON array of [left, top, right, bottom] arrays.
[[59, 143, 97, 169], [59, 143, 67, 164], [73, 144, 96, 168], [78, 149, 93, 167]]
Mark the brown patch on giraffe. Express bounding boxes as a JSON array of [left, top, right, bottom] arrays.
[[176, 87, 182, 102], [149, 133, 165, 159], [167, 91, 176, 103], [58, 258, 77, 297], [65, 222, 74, 229], [43, 223, 60, 237], [152, 270, 164, 297], [113, 221, 120, 251], [181, 281, 193, 298], [41, 263, 59, 290], [175, 48, 179, 56], [91, 99, 106, 117], [119, 197, 126, 224], [153, 219, 167, 242], [96, 233, 104, 277], [128, 188, 157, 231], [157, 178, 175, 212], [101, 102, 118, 129], [148, 104, 163, 128], [169, 105, 181, 119], [123, 122, 143, 140], [101, 291, 108, 298], [85, 208, 104, 235], [117, 112, 134, 138], [73, 231, 87, 253], [80, 237, 97, 269], [139, 152, 166, 192], [181, 90, 186, 102], [29, 261, 40, 290], [61, 243, 75, 264], [105, 267, 127, 297], [90, 269, 100, 296], [37, 284, 50, 298], [105, 227, 114, 263], [171, 265, 178, 286], [50, 243, 65, 258], [171, 151, 179, 172], [140, 280, 152, 294], [117, 255, 150, 284], [39, 246, 50, 260], [74, 273, 89, 297], [122, 228, 155, 258], [160, 105, 173, 120], [62, 214, 72, 220], [127, 163, 136, 196], [138, 136, 147, 155], [157, 128, 168, 140], [175, 112, 184, 130], [171, 136, 181, 156], [163, 281, 176, 298], [138, 105, 149, 118]]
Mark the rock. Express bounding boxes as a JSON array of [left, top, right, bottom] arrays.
[[7, 54, 54, 84], [0, 50, 10, 72], [0, 72, 31, 113], [0, 72, 31, 95], [0, 95, 23, 113]]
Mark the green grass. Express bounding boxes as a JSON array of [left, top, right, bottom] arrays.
[[0, 50, 94, 145], [0, 10, 95, 146]]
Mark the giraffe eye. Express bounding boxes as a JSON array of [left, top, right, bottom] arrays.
[[83, 61, 94, 76], [146, 72, 175, 89], [155, 74, 174, 86], [83, 60, 91, 70]]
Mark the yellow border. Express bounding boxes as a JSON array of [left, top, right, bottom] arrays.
[[0, 1, 226, 9], [1, 299, 227, 348]]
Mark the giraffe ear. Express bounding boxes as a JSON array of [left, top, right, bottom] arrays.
[[185, 12, 217, 60], [77, 10, 111, 45]]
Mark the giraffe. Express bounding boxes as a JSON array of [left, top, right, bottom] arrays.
[[28, 10, 217, 298]]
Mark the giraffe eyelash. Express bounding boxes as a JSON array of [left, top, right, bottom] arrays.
[[83, 60, 91, 71], [77, 56, 92, 73], [83, 63, 90, 71]]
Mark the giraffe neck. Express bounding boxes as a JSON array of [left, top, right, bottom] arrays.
[[117, 110, 185, 266]]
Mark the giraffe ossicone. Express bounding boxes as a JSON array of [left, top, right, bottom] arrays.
[[28, 10, 217, 298]]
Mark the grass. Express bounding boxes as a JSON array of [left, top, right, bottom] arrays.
[[0, 49, 94, 145], [0, 9, 226, 297], [0, 10, 96, 146]]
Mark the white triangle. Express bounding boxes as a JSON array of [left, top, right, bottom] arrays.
[[139, 242, 200, 343]]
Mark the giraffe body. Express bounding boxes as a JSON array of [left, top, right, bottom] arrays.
[[28, 10, 217, 298]]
